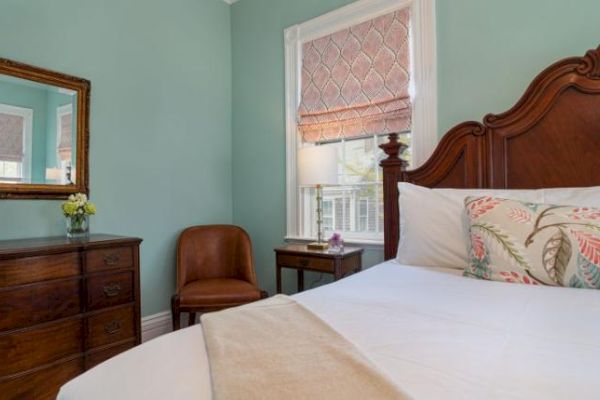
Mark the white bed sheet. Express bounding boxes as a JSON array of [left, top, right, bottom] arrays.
[[58, 262, 600, 399]]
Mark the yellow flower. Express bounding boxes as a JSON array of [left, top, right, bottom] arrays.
[[62, 202, 78, 216], [84, 202, 97, 215]]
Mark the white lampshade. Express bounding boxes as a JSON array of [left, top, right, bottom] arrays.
[[298, 146, 338, 187], [45, 168, 62, 181]]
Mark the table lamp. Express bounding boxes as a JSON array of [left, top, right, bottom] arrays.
[[298, 145, 338, 250], [45, 168, 62, 183]]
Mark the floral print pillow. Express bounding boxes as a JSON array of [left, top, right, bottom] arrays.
[[463, 196, 600, 288]]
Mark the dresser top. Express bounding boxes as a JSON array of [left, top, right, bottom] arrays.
[[0, 234, 142, 258]]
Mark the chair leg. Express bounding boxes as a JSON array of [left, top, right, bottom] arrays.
[[171, 295, 181, 331], [188, 312, 196, 326]]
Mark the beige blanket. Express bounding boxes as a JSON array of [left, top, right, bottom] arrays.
[[201, 295, 410, 400]]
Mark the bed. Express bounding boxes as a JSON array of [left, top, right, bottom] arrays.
[[59, 45, 600, 399]]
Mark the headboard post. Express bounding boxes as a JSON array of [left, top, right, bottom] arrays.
[[379, 133, 408, 260]]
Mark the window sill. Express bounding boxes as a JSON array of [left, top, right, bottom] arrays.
[[284, 236, 384, 250]]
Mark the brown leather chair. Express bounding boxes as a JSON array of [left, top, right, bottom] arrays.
[[171, 225, 267, 330]]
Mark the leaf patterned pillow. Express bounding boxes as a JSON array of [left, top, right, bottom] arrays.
[[463, 196, 600, 288]]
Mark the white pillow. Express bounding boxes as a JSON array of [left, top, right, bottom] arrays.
[[543, 186, 600, 208], [396, 183, 543, 269], [396, 183, 600, 269]]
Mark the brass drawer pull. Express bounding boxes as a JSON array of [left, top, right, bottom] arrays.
[[299, 258, 310, 267], [104, 320, 122, 335], [103, 253, 120, 266], [103, 283, 121, 297]]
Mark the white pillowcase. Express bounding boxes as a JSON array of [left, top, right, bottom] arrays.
[[396, 183, 600, 269], [543, 186, 600, 208]]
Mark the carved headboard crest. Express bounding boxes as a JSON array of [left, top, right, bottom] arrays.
[[379, 45, 600, 259], [578, 46, 600, 79]]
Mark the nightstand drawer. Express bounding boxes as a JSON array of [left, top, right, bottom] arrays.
[[87, 306, 135, 349], [277, 254, 334, 273]]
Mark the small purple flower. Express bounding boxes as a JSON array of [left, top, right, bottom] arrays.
[[328, 232, 343, 248]]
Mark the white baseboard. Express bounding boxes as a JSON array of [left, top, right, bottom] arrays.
[[141, 310, 203, 342], [141, 311, 172, 342]]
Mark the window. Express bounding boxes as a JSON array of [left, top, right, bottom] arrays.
[[285, 0, 436, 243], [0, 103, 33, 182], [0, 161, 21, 181]]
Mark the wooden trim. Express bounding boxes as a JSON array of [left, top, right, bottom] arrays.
[[0, 57, 91, 199], [380, 44, 600, 260]]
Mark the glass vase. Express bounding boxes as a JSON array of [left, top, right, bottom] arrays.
[[66, 214, 89, 238]]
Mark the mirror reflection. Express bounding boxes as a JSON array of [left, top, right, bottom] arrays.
[[0, 74, 78, 185]]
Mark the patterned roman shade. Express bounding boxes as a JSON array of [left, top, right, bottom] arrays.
[[58, 112, 73, 161], [0, 113, 24, 162], [298, 8, 411, 143]]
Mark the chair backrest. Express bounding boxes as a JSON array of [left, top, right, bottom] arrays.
[[176, 225, 257, 290]]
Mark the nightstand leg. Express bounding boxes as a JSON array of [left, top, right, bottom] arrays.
[[355, 256, 362, 273], [297, 269, 304, 292], [334, 259, 342, 281], [276, 265, 282, 294]]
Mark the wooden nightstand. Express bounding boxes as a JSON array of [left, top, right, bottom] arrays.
[[274, 244, 363, 293]]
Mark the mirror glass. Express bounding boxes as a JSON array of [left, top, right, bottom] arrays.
[[0, 73, 78, 185]]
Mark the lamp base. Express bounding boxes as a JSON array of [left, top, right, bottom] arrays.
[[307, 241, 329, 250]]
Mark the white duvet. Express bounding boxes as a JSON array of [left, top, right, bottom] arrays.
[[59, 261, 600, 399]]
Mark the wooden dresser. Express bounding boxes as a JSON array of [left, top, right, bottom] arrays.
[[0, 234, 142, 400]]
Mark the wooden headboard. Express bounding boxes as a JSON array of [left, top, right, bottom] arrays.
[[379, 45, 600, 260]]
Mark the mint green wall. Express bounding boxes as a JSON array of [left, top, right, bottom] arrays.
[[230, 0, 600, 293], [0, 80, 48, 182], [0, 0, 232, 316], [2, 0, 598, 314]]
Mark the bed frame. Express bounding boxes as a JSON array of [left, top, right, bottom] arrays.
[[380, 45, 600, 260]]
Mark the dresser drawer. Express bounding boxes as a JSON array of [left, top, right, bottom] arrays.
[[0, 318, 84, 376], [276, 254, 334, 273], [85, 339, 136, 369], [0, 356, 84, 400], [86, 246, 133, 273], [0, 278, 82, 331], [0, 252, 81, 288], [86, 271, 133, 311], [87, 306, 135, 349]]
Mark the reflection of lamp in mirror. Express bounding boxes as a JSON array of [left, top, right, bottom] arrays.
[[298, 145, 338, 250], [45, 168, 62, 183]]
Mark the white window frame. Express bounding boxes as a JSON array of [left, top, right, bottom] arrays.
[[284, 0, 437, 244], [0, 103, 33, 182]]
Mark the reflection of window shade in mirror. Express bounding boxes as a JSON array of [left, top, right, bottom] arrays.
[[0, 103, 33, 182], [0, 113, 24, 162], [57, 104, 73, 162]]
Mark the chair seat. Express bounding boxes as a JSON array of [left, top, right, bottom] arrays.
[[179, 278, 262, 307]]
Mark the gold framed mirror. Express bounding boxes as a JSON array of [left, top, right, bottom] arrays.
[[0, 57, 90, 199]]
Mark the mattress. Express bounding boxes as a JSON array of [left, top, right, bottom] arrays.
[[58, 261, 600, 399]]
